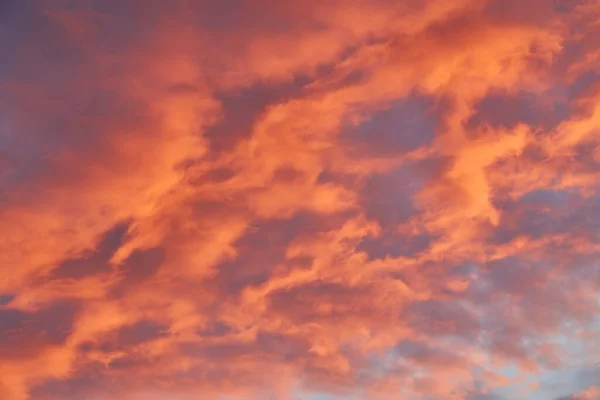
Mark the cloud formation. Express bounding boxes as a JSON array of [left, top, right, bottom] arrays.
[[1, 0, 600, 399]]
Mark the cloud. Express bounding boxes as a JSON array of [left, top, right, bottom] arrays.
[[559, 386, 600, 400], [1, 0, 600, 399]]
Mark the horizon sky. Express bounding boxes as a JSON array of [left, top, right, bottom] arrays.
[[1, 0, 600, 399]]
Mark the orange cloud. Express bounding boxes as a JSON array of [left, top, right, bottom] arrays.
[[1, 1, 600, 400]]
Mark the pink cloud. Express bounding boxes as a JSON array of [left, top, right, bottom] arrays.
[[1, 1, 600, 399]]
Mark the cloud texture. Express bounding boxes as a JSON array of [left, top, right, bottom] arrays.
[[1, 0, 600, 399]]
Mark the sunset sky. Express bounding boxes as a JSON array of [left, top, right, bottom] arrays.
[[1, 0, 600, 399]]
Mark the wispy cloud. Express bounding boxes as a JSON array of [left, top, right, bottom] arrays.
[[1, 1, 600, 399]]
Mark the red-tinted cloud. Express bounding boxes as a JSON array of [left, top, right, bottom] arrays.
[[1, 1, 600, 399]]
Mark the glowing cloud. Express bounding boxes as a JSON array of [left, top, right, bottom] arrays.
[[1, 1, 599, 399]]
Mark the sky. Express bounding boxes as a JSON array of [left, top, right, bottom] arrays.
[[1, 0, 600, 399]]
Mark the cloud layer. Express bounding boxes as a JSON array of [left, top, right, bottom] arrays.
[[1, 0, 600, 399]]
